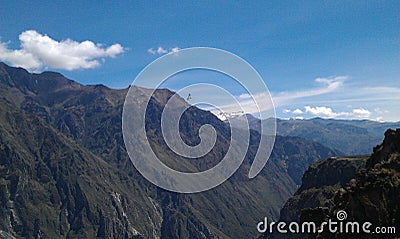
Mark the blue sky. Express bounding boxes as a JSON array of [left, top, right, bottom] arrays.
[[0, 1, 399, 121]]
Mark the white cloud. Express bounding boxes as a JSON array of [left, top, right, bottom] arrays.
[[185, 74, 398, 121], [304, 106, 344, 118], [156, 46, 167, 54], [238, 93, 252, 99], [315, 75, 348, 85], [374, 108, 389, 115], [0, 30, 125, 71], [273, 76, 348, 106], [352, 108, 371, 118], [212, 76, 348, 117], [148, 46, 180, 55], [171, 47, 180, 53], [304, 106, 371, 119], [375, 116, 384, 122], [292, 108, 303, 114], [147, 48, 156, 54], [0, 41, 41, 69]]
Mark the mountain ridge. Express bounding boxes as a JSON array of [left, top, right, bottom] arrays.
[[0, 62, 339, 238], [227, 114, 400, 155]]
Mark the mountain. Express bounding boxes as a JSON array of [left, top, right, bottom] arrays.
[[228, 114, 400, 155], [266, 128, 400, 239], [0, 62, 339, 238], [0, 100, 157, 239], [267, 156, 367, 239]]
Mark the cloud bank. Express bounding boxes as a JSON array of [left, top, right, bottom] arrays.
[[0, 30, 125, 71], [212, 75, 348, 116], [207, 75, 398, 121], [283, 106, 372, 119]]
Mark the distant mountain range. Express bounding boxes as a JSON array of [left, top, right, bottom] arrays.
[[227, 114, 400, 156], [0, 62, 339, 238]]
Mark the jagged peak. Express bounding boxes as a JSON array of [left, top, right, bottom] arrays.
[[37, 70, 65, 78], [367, 128, 400, 168]]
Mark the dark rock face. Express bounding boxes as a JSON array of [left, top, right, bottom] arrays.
[[268, 129, 400, 239], [0, 62, 338, 238], [326, 128, 400, 239], [0, 101, 152, 239], [271, 138, 342, 185], [267, 156, 366, 239]]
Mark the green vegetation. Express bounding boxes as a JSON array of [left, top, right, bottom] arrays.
[[0, 62, 338, 238]]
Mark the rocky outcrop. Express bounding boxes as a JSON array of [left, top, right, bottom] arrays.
[[324, 128, 400, 238], [267, 156, 366, 239], [268, 129, 400, 239]]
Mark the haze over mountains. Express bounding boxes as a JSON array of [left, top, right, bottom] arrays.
[[227, 114, 400, 155], [0, 62, 398, 239]]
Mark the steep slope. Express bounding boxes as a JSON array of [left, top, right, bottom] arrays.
[[324, 128, 400, 238], [267, 128, 400, 239], [269, 136, 341, 185], [267, 156, 367, 239], [0, 100, 160, 238], [0, 62, 339, 238]]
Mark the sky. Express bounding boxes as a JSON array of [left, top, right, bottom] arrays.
[[0, 1, 399, 121]]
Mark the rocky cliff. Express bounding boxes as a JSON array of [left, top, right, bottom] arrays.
[[267, 128, 400, 239]]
